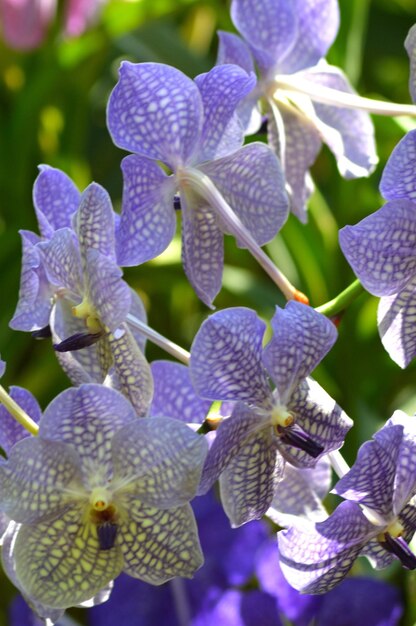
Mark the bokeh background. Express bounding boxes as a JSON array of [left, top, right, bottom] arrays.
[[1, 0, 416, 623]]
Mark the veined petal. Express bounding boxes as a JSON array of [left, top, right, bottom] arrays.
[[150, 360, 211, 424], [380, 130, 416, 201], [279, 0, 339, 74], [127, 288, 148, 353], [405, 24, 416, 103], [231, 0, 297, 75], [13, 505, 123, 609], [282, 377, 352, 468], [263, 302, 337, 403], [40, 384, 137, 484], [112, 417, 207, 508], [107, 62, 203, 169], [386, 411, 416, 514], [194, 64, 255, 162], [0, 437, 83, 524], [116, 155, 176, 266], [106, 324, 153, 417], [220, 428, 282, 527], [190, 307, 270, 404], [339, 200, 416, 297], [10, 231, 55, 332], [0, 386, 42, 455], [216, 30, 255, 74], [180, 191, 224, 307], [120, 503, 203, 584], [278, 501, 375, 594], [75, 183, 116, 264], [378, 276, 416, 368], [199, 143, 289, 245], [198, 403, 267, 495], [38, 228, 83, 296], [85, 248, 131, 332], [33, 165, 81, 239]]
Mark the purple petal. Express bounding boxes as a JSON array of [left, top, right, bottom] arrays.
[[85, 248, 131, 332], [107, 62, 203, 169], [150, 360, 211, 424], [0, 386, 42, 455], [380, 130, 416, 201], [127, 288, 148, 353], [180, 194, 224, 307], [116, 155, 176, 266], [220, 428, 282, 526], [216, 31, 255, 74], [106, 325, 153, 417], [40, 384, 137, 480], [10, 595, 62, 626], [279, 0, 339, 73], [76, 183, 116, 262], [190, 307, 270, 404], [231, 0, 297, 75], [192, 589, 283, 626], [268, 102, 321, 222], [10, 231, 55, 332], [281, 377, 352, 468], [405, 24, 416, 103], [263, 302, 337, 403], [112, 417, 207, 507], [278, 501, 375, 594], [377, 277, 416, 368], [339, 200, 416, 297], [120, 502, 203, 583], [386, 411, 416, 513], [199, 143, 289, 245], [38, 228, 83, 295], [33, 165, 80, 239], [267, 458, 331, 526], [198, 403, 267, 495], [194, 64, 255, 162], [301, 66, 377, 177]]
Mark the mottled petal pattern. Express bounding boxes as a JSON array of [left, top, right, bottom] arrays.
[[220, 428, 282, 526], [199, 143, 288, 245], [278, 501, 374, 593], [380, 130, 416, 201], [339, 200, 416, 297], [150, 360, 211, 424], [0, 386, 42, 455], [263, 302, 337, 403], [116, 155, 176, 266], [190, 307, 270, 403], [120, 502, 203, 583], [38, 228, 83, 296], [377, 277, 416, 368], [385, 410, 416, 514], [112, 417, 207, 508], [13, 506, 123, 609], [75, 183, 116, 263], [194, 64, 255, 162], [216, 30, 255, 74], [107, 62, 203, 169], [33, 165, 80, 239]]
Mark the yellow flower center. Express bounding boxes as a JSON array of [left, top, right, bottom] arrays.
[[377, 519, 405, 542], [72, 297, 102, 333], [270, 404, 294, 429], [90, 487, 112, 512]]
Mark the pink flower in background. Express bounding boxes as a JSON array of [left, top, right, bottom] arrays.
[[64, 0, 104, 37]]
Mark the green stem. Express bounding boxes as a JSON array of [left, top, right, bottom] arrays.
[[315, 279, 365, 317], [0, 385, 39, 436]]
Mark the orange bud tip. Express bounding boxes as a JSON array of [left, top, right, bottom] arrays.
[[293, 290, 309, 305]]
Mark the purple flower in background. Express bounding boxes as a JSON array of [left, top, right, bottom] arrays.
[[107, 61, 288, 306], [190, 301, 351, 526], [0, 384, 207, 610], [217, 0, 377, 220], [278, 410, 416, 593]]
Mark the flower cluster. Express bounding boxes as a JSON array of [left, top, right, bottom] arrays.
[[2, 0, 416, 623]]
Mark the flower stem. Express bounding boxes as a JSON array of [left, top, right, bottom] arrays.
[[181, 168, 309, 304], [0, 385, 39, 436], [328, 450, 350, 479], [315, 279, 365, 317], [126, 314, 190, 365], [273, 76, 416, 117]]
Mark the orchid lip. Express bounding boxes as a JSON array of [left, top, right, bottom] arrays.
[[277, 424, 324, 458], [53, 331, 104, 352], [31, 325, 52, 339], [97, 522, 118, 551], [380, 533, 416, 570], [173, 194, 181, 211]]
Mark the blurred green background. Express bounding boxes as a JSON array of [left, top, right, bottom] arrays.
[[1, 0, 416, 623]]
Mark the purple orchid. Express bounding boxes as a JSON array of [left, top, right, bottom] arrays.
[[107, 61, 289, 307], [217, 0, 377, 221], [10, 167, 152, 414], [190, 301, 351, 526], [0, 384, 208, 610], [278, 410, 416, 593]]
